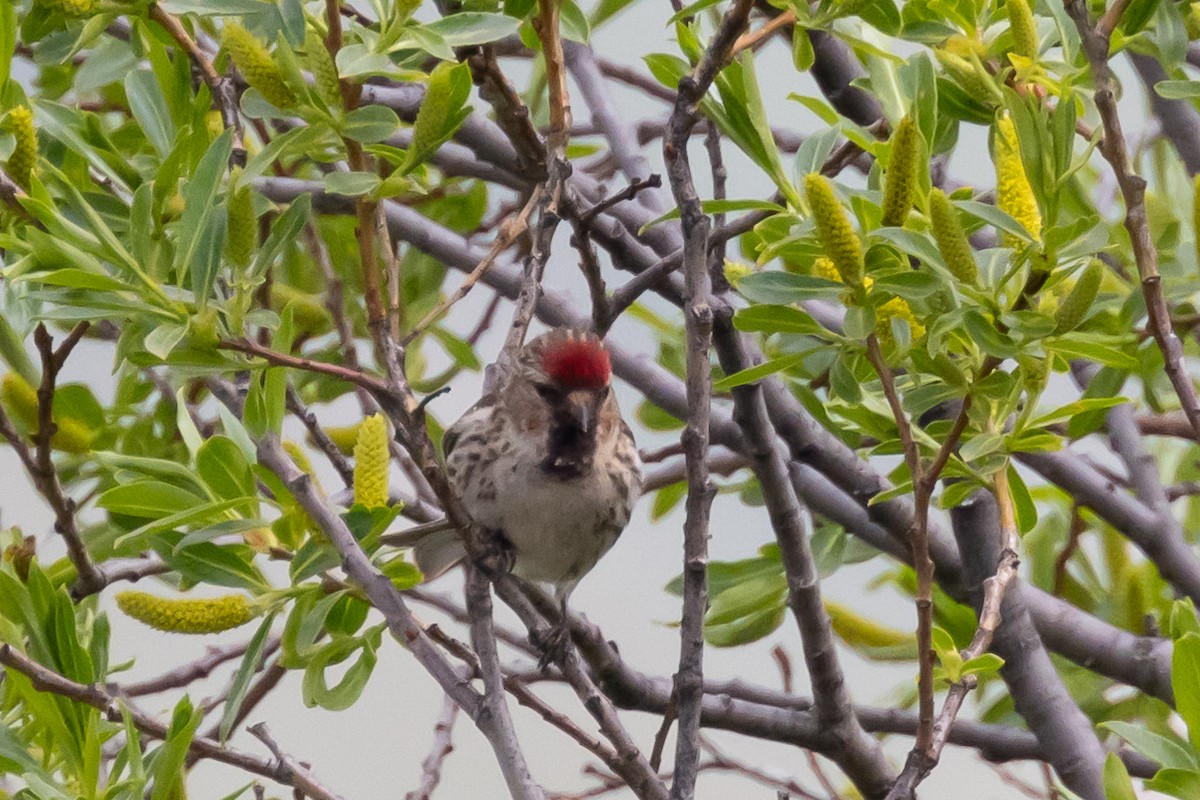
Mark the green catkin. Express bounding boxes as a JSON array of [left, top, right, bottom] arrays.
[[5, 107, 36, 190], [934, 49, 995, 104], [1054, 261, 1103, 334], [928, 188, 979, 285], [320, 422, 362, 455], [1006, 0, 1039, 60], [353, 414, 389, 509], [225, 180, 256, 268], [805, 174, 864, 286], [116, 591, 254, 634], [994, 115, 1042, 244], [304, 31, 342, 110], [222, 23, 297, 109], [881, 116, 919, 228]]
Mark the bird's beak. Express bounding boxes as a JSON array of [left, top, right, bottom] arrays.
[[566, 391, 594, 433]]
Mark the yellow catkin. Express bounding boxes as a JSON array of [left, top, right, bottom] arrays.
[[304, 31, 342, 110], [34, 0, 94, 18], [811, 256, 841, 282], [225, 180, 256, 268], [805, 174, 864, 286], [994, 115, 1042, 244], [876, 298, 926, 349], [5, 106, 36, 190], [116, 591, 254, 634], [1054, 260, 1103, 334], [928, 188, 978, 285], [353, 414, 389, 509], [0, 373, 94, 454], [881, 116, 919, 228], [222, 23, 297, 109], [1006, 0, 1039, 60]]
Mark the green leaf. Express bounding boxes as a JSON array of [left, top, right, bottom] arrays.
[[1175, 632, 1200, 754], [1102, 752, 1137, 800], [736, 272, 844, 304], [341, 104, 400, 144], [1047, 337, 1140, 371], [324, 170, 381, 197], [124, 70, 175, 158], [28, 268, 138, 293], [1155, 80, 1200, 99], [152, 536, 269, 592], [173, 130, 232, 298], [302, 628, 381, 710], [399, 61, 473, 176], [148, 696, 201, 800], [197, 435, 257, 516], [144, 323, 187, 360], [425, 13, 521, 47], [98, 481, 205, 518], [1101, 721, 1198, 771], [714, 353, 808, 391], [219, 612, 277, 743], [1146, 769, 1200, 800], [963, 310, 1017, 358], [734, 304, 829, 336], [1006, 464, 1037, 534]]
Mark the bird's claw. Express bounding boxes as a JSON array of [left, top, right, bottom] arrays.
[[534, 623, 570, 670], [474, 530, 516, 577]]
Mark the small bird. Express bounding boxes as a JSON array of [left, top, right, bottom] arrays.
[[415, 328, 642, 637]]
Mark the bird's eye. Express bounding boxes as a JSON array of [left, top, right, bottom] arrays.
[[534, 383, 558, 399]]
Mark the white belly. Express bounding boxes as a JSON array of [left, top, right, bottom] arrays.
[[448, 419, 639, 588]]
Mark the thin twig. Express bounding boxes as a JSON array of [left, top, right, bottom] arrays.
[[0, 644, 344, 800], [1067, 0, 1200, 443], [402, 187, 542, 346], [661, 2, 753, 794], [884, 470, 1021, 799], [406, 694, 460, 800], [147, 4, 245, 165]]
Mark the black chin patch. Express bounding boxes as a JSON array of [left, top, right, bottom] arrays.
[[542, 421, 595, 479]]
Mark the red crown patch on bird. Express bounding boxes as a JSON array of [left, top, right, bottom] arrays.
[[541, 336, 612, 390]]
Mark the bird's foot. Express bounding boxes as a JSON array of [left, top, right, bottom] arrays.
[[534, 623, 570, 670], [473, 529, 515, 578]]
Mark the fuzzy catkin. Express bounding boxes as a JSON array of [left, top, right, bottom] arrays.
[[881, 116, 919, 228], [222, 23, 297, 109], [304, 32, 342, 110], [876, 297, 925, 349], [1006, 0, 1039, 60], [805, 174, 864, 286], [353, 414, 389, 509], [928, 188, 978, 285], [934, 50, 994, 104], [1054, 261, 1103, 334], [5, 106, 36, 190], [994, 115, 1042, 244], [225, 181, 256, 268], [116, 591, 254, 634]]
